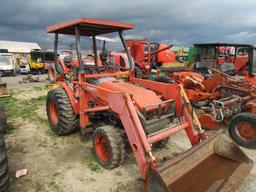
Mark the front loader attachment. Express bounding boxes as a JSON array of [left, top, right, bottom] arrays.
[[147, 131, 253, 192]]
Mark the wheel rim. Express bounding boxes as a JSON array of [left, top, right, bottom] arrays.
[[95, 135, 111, 162], [235, 122, 256, 142], [49, 101, 58, 124]]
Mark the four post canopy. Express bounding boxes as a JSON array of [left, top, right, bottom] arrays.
[[46, 17, 134, 69], [46, 17, 134, 35]]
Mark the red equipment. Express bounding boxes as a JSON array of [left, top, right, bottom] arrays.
[[125, 39, 176, 78], [193, 43, 256, 85], [163, 66, 256, 148], [46, 18, 252, 192]]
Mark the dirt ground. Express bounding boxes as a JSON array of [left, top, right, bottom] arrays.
[[1, 75, 256, 192]]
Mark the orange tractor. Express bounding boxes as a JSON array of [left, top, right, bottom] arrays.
[[45, 18, 252, 192]]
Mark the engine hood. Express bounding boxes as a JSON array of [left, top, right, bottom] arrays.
[[100, 80, 162, 110]]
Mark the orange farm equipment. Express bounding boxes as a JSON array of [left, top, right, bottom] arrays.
[[125, 39, 176, 78], [162, 67, 256, 148], [192, 43, 256, 85], [46, 18, 252, 192]]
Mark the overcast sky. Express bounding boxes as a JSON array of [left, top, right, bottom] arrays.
[[0, 0, 256, 48]]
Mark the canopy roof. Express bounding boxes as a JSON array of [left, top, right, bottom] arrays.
[[46, 17, 134, 36], [194, 43, 255, 48]]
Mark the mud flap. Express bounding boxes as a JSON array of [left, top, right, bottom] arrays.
[[147, 130, 253, 192]]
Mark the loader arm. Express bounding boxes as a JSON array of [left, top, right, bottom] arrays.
[[131, 78, 203, 145], [80, 82, 151, 179], [80, 80, 201, 180]]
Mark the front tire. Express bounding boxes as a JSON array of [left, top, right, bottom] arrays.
[[228, 113, 256, 149], [46, 87, 78, 135], [93, 126, 125, 169]]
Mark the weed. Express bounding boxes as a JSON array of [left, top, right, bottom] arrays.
[[46, 130, 58, 138], [87, 161, 102, 172], [0, 97, 17, 106], [52, 172, 60, 177], [48, 181, 64, 192], [6, 122, 15, 134], [81, 154, 102, 172]]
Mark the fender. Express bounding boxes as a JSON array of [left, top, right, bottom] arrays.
[[57, 81, 79, 115]]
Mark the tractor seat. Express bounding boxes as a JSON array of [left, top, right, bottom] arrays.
[[100, 51, 109, 65], [64, 56, 72, 66], [87, 77, 117, 85], [219, 63, 236, 75]]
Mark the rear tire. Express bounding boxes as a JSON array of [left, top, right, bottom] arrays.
[[0, 108, 9, 191], [228, 113, 256, 149], [0, 107, 7, 134], [46, 87, 78, 135], [93, 126, 125, 169]]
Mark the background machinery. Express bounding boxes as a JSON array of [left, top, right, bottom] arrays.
[[161, 64, 256, 148], [125, 39, 176, 78], [46, 18, 252, 192], [192, 43, 256, 84], [18, 51, 54, 74], [0, 52, 16, 76], [30, 50, 54, 74]]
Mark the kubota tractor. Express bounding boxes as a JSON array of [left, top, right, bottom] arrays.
[[46, 18, 252, 192]]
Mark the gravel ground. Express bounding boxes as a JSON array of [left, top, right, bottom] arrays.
[[1, 74, 48, 89], [1, 76, 255, 192]]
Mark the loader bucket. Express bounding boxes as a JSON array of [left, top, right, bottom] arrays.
[[0, 82, 10, 98], [147, 130, 253, 192]]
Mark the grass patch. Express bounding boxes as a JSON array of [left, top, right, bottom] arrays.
[[32, 86, 47, 91], [87, 161, 102, 172], [0, 97, 17, 106], [52, 172, 60, 177], [46, 130, 58, 138], [6, 122, 15, 134], [0, 92, 49, 129], [82, 154, 102, 172], [48, 181, 64, 192]]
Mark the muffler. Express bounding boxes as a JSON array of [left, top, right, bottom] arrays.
[[147, 130, 253, 192]]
